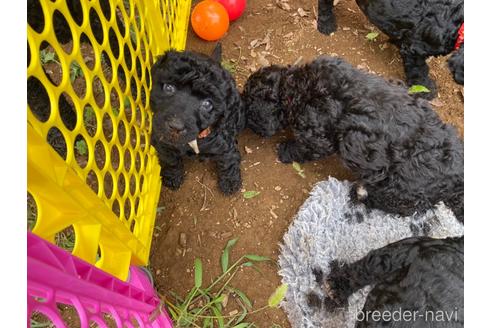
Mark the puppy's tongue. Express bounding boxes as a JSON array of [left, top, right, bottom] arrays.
[[188, 139, 199, 154]]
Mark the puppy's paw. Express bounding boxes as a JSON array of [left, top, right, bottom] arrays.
[[277, 141, 305, 163], [317, 17, 337, 35], [306, 292, 323, 310], [323, 260, 352, 310], [162, 170, 184, 190], [218, 174, 242, 195], [277, 142, 294, 163]]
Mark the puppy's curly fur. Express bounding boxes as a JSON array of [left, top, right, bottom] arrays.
[[242, 56, 464, 221], [318, 0, 464, 99], [150, 48, 245, 194], [308, 236, 464, 327]]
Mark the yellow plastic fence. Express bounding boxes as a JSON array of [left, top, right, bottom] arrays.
[[27, 0, 191, 280]]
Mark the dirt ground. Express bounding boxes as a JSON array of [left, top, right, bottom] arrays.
[[149, 0, 464, 327]]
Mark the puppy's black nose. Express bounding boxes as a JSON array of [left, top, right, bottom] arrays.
[[167, 117, 185, 132]]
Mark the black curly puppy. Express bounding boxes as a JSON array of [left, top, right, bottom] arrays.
[[150, 46, 245, 194], [308, 236, 464, 327], [318, 0, 464, 99], [242, 56, 464, 221]]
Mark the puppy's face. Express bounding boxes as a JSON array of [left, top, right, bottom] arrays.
[[150, 50, 228, 147], [242, 66, 286, 137]]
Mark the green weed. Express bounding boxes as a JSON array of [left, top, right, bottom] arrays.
[[166, 238, 287, 327]]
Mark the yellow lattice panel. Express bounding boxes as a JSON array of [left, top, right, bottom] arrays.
[[27, 0, 191, 280]]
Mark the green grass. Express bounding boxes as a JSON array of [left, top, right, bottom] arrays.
[[40, 49, 59, 65], [166, 238, 287, 327], [292, 162, 306, 178], [75, 139, 88, 156], [27, 194, 37, 231], [55, 227, 76, 251], [30, 318, 53, 328], [222, 60, 237, 74], [70, 61, 83, 82]]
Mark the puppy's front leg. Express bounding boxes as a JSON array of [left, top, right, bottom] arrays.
[[156, 145, 185, 190], [400, 49, 437, 99], [215, 144, 242, 195], [317, 0, 337, 35], [322, 237, 424, 310]]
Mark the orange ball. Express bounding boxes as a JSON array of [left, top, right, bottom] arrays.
[[191, 0, 230, 41]]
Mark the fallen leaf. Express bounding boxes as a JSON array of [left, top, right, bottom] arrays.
[[297, 8, 308, 17], [430, 99, 444, 107], [366, 31, 379, 41], [283, 32, 294, 39], [243, 191, 261, 199], [246, 62, 257, 72], [257, 54, 270, 66], [250, 39, 260, 48], [276, 0, 291, 11], [408, 85, 431, 94]]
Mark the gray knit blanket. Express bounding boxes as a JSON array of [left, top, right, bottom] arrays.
[[278, 177, 464, 328]]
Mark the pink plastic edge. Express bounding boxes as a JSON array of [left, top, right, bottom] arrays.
[[27, 232, 173, 328]]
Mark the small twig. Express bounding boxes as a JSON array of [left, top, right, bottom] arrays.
[[293, 56, 304, 66], [195, 176, 214, 211]]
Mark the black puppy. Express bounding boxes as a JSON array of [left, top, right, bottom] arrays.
[[242, 56, 464, 221], [150, 46, 245, 194], [318, 0, 464, 98], [308, 236, 464, 327]]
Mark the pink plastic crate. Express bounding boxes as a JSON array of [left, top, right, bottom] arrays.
[[27, 232, 173, 328]]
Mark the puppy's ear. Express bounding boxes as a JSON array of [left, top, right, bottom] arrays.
[[447, 44, 464, 85], [151, 50, 174, 75], [211, 42, 222, 63]]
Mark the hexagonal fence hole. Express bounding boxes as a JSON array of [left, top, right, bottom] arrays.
[[70, 60, 87, 99], [112, 199, 121, 219], [94, 140, 107, 170], [124, 198, 132, 221], [74, 134, 89, 169], [27, 0, 45, 33], [53, 10, 74, 53], [55, 225, 76, 252], [27, 76, 51, 123], [92, 75, 106, 108], [30, 311, 54, 328], [111, 145, 121, 170], [118, 120, 128, 146], [27, 192, 38, 231], [104, 172, 115, 199], [102, 112, 114, 142], [47, 126, 68, 160], [86, 169, 99, 196], [56, 303, 81, 328], [117, 174, 127, 197], [59, 93, 77, 131], [83, 105, 98, 137]]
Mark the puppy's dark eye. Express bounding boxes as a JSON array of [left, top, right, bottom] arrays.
[[200, 100, 213, 112], [162, 83, 175, 95]]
